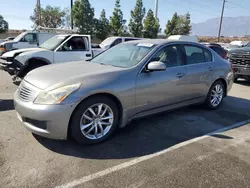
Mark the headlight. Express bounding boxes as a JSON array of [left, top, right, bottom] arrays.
[[34, 83, 81, 104], [0, 47, 6, 53]]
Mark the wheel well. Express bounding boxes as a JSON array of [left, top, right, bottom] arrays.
[[215, 78, 227, 96], [26, 58, 50, 66], [67, 93, 123, 138]]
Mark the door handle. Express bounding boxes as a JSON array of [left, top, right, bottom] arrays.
[[208, 66, 213, 71], [176, 72, 185, 78], [86, 54, 92, 57]]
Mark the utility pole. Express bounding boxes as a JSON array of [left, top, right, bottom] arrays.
[[155, 0, 159, 19], [37, 0, 41, 26], [71, 0, 74, 30], [218, 0, 226, 42]]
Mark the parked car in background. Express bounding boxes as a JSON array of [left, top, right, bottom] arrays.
[[167, 35, 198, 42], [99, 36, 143, 50], [14, 39, 234, 144], [228, 42, 250, 82], [203, 43, 228, 59], [3, 37, 15, 41], [201, 42, 222, 48], [0, 34, 104, 84], [225, 41, 250, 52], [0, 31, 56, 56]]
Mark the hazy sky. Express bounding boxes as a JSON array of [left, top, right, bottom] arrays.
[[0, 0, 249, 29]]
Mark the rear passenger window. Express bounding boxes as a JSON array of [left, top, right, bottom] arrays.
[[184, 45, 206, 65], [204, 49, 212, 62]]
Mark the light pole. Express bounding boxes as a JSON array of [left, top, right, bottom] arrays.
[[71, 0, 74, 29], [155, 0, 158, 19], [37, 0, 41, 26], [218, 0, 226, 42]]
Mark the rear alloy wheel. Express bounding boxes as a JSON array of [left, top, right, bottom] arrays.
[[70, 96, 119, 144], [205, 81, 225, 109]]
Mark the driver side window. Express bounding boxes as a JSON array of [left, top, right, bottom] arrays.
[[149, 45, 182, 68], [22, 33, 37, 43], [59, 37, 88, 52]]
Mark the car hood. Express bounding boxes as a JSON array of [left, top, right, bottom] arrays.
[[3, 47, 47, 57], [0, 40, 17, 46], [230, 47, 250, 54], [24, 61, 124, 90]]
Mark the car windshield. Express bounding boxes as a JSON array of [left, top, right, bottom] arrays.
[[39, 35, 68, 50], [14, 32, 26, 42], [245, 43, 250, 47], [91, 42, 155, 68], [228, 45, 241, 49]]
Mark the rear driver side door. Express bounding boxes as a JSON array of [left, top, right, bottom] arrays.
[[182, 44, 214, 100]]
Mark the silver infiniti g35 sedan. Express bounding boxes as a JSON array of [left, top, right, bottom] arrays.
[[14, 39, 234, 144]]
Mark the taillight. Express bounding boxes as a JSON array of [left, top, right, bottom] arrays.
[[231, 63, 234, 72], [222, 51, 227, 59]]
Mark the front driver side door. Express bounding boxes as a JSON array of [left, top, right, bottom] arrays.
[[135, 44, 187, 113], [54, 36, 92, 64]]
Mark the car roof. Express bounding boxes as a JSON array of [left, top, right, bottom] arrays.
[[108, 36, 143, 39], [127, 39, 202, 46]]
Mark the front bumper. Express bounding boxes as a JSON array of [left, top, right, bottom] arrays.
[[0, 57, 23, 75], [233, 65, 250, 77], [14, 90, 78, 140]]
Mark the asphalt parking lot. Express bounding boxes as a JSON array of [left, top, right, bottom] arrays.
[[1, 70, 250, 188]]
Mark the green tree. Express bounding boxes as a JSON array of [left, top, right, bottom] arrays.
[[0, 15, 8, 33], [95, 9, 110, 40], [179, 12, 192, 35], [164, 12, 192, 36], [72, 0, 95, 34], [164, 12, 180, 36], [143, 9, 160, 38], [30, 5, 66, 28], [63, 8, 71, 29], [110, 0, 126, 36], [129, 0, 146, 37]]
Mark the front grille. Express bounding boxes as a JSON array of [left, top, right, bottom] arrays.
[[229, 53, 250, 66], [18, 83, 36, 102]]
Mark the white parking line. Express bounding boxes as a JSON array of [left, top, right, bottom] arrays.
[[56, 119, 250, 188]]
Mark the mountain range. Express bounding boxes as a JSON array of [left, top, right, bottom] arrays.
[[191, 16, 250, 37]]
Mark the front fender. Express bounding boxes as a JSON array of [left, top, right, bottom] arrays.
[[15, 50, 54, 65]]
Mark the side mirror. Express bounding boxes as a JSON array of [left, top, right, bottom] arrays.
[[147, 61, 166, 72]]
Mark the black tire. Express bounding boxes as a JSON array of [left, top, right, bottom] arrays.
[[70, 96, 119, 144], [246, 76, 250, 82], [205, 80, 225, 110], [233, 75, 238, 82]]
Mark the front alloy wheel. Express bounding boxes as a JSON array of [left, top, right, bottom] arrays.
[[80, 103, 114, 140], [70, 96, 119, 144]]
